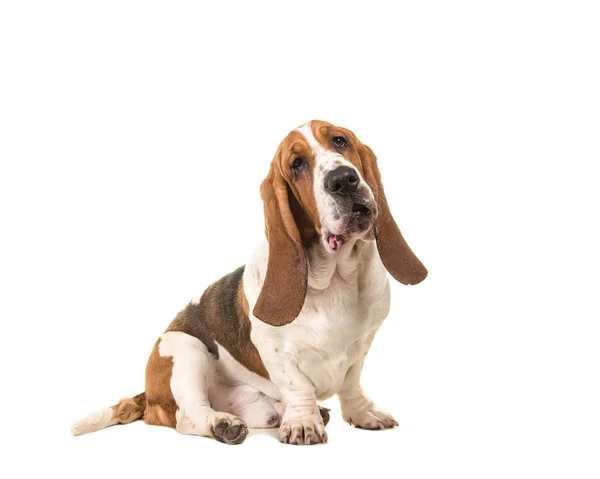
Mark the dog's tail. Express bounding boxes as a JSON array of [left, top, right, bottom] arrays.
[[71, 392, 146, 436]]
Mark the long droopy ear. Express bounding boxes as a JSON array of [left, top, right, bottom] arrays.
[[360, 144, 428, 285], [252, 159, 308, 326]]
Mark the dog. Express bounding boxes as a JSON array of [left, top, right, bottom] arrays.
[[71, 120, 427, 445]]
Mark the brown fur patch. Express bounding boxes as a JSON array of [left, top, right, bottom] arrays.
[[253, 158, 309, 326], [237, 279, 249, 317], [144, 339, 178, 428], [112, 393, 146, 424], [358, 143, 428, 285], [281, 132, 321, 244], [167, 267, 270, 379]]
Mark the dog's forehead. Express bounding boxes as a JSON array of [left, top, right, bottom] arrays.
[[297, 120, 358, 152], [294, 120, 351, 154], [294, 122, 328, 155]]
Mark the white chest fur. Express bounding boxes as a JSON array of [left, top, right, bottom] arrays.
[[244, 239, 390, 401]]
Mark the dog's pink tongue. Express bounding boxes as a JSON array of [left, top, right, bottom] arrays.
[[328, 234, 343, 252]]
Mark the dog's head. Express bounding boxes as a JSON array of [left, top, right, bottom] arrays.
[[253, 120, 427, 326]]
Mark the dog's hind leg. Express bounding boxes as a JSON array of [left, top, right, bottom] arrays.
[[210, 383, 280, 428], [145, 331, 248, 444]]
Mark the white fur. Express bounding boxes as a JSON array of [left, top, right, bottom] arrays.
[[158, 331, 217, 436], [210, 382, 280, 428], [71, 407, 118, 436], [158, 332, 280, 434], [242, 236, 393, 436], [244, 239, 390, 399], [214, 341, 281, 400]]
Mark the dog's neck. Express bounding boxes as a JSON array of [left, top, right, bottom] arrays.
[[305, 237, 374, 291]]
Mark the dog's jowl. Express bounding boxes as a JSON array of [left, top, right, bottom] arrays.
[[71, 120, 427, 445]]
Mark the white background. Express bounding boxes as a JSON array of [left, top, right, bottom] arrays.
[[1, 1, 599, 478]]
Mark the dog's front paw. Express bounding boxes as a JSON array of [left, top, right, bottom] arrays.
[[279, 415, 327, 445], [344, 407, 398, 430]]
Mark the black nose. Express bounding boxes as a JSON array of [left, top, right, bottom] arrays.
[[325, 166, 359, 196]]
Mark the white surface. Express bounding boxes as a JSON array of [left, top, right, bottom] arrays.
[[1, 1, 599, 478]]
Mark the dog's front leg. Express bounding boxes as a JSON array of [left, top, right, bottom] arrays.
[[337, 336, 399, 430], [268, 359, 327, 445]]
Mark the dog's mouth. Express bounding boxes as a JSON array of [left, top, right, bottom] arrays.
[[326, 233, 345, 252], [324, 201, 375, 253]]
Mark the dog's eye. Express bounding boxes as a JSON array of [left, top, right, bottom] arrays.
[[291, 157, 304, 170], [332, 136, 348, 148]]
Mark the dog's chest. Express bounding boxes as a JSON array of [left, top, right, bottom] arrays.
[[246, 240, 390, 400], [293, 289, 370, 397], [279, 262, 390, 399]]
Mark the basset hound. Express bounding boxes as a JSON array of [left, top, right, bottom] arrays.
[[72, 120, 427, 445]]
